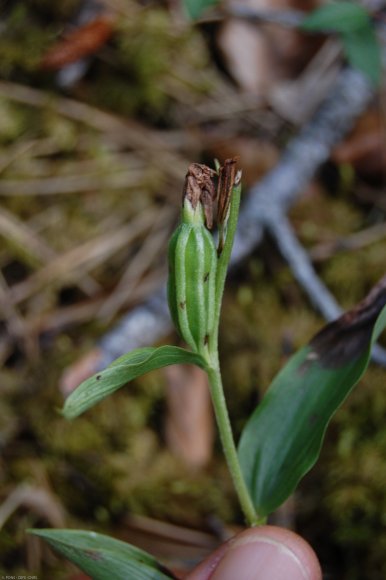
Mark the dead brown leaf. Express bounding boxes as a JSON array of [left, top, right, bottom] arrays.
[[218, 0, 322, 97], [40, 15, 115, 70]]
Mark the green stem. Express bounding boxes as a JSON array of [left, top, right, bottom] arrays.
[[206, 180, 264, 525], [207, 361, 263, 526], [212, 183, 241, 354]]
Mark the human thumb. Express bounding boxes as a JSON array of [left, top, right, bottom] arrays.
[[187, 525, 322, 580]]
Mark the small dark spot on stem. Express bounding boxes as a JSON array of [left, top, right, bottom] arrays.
[[204, 334, 209, 345], [203, 272, 209, 283], [179, 301, 186, 309], [96, 374, 102, 380]]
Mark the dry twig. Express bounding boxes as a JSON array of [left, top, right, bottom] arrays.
[[0, 80, 188, 179], [10, 207, 159, 305], [310, 222, 386, 262], [0, 206, 100, 296]]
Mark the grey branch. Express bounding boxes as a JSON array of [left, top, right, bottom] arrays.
[[265, 212, 386, 366], [97, 66, 386, 369], [232, 68, 373, 263]]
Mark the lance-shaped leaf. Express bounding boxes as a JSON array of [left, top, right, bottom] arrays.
[[301, 2, 381, 86], [28, 529, 176, 579], [238, 275, 386, 517], [182, 0, 219, 20], [63, 346, 207, 419], [301, 2, 371, 34], [342, 26, 381, 87]]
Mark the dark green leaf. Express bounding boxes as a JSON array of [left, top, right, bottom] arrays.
[[28, 529, 175, 579], [182, 0, 219, 20], [301, 2, 371, 34], [62, 345, 207, 419], [342, 26, 382, 86], [238, 276, 386, 517]]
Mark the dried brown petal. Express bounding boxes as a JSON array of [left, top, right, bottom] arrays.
[[182, 163, 216, 228], [217, 157, 239, 227]]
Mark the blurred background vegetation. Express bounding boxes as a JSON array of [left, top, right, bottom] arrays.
[[0, 1, 385, 578]]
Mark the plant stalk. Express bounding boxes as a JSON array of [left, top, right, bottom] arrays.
[[206, 178, 264, 526], [206, 361, 263, 526]]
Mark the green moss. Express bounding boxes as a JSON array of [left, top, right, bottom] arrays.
[[1, 4, 385, 578], [0, 5, 55, 77], [0, 98, 29, 143], [84, 7, 212, 118], [298, 364, 386, 578], [110, 448, 236, 527], [0, 400, 19, 448], [322, 241, 386, 307], [290, 190, 362, 246], [28, 0, 81, 20]]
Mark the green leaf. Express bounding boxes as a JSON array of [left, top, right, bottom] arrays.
[[342, 26, 382, 86], [238, 277, 386, 517], [182, 0, 219, 20], [301, 2, 371, 34], [28, 529, 175, 579], [62, 345, 207, 419], [301, 2, 381, 86]]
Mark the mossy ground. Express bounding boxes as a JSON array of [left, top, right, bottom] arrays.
[[0, 2, 385, 579], [2, 172, 386, 580]]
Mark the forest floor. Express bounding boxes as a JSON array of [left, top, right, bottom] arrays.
[[0, 2, 385, 579]]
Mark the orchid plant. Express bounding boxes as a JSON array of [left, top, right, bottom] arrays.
[[29, 159, 386, 579]]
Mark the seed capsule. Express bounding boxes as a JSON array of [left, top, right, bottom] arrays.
[[167, 192, 217, 355]]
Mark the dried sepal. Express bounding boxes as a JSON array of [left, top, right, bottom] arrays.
[[217, 157, 238, 227], [183, 163, 217, 229], [216, 157, 239, 254]]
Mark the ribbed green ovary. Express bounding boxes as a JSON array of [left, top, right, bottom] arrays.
[[167, 219, 217, 356]]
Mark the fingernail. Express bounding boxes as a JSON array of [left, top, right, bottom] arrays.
[[210, 534, 311, 580]]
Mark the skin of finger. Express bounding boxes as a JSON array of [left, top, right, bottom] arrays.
[[186, 526, 322, 580]]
